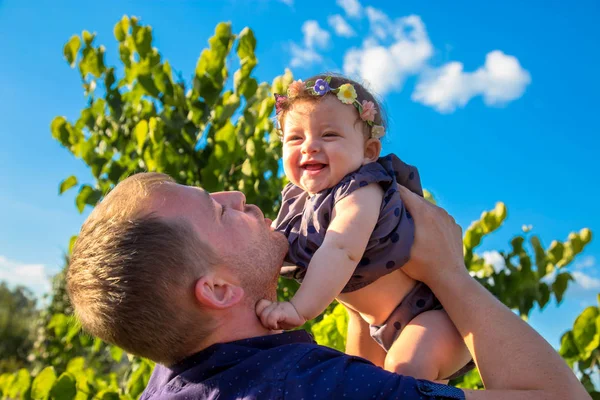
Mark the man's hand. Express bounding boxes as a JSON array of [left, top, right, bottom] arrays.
[[398, 186, 468, 286], [256, 299, 307, 330]]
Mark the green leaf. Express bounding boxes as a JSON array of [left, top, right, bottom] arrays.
[[547, 240, 564, 265], [580, 228, 592, 245], [134, 120, 149, 153], [236, 27, 256, 60], [59, 175, 78, 194], [241, 159, 252, 176], [423, 189, 436, 205], [110, 346, 124, 363], [63, 35, 81, 67], [530, 235, 547, 271], [463, 224, 483, 250], [48, 313, 69, 337], [133, 26, 153, 58], [138, 74, 160, 97], [97, 390, 120, 400], [76, 185, 103, 213], [0, 373, 12, 395], [68, 235, 78, 254], [82, 30, 94, 46], [7, 369, 31, 399], [50, 373, 77, 400], [581, 373, 596, 393], [119, 43, 132, 67], [113, 16, 129, 42], [66, 357, 86, 374], [65, 318, 82, 343], [79, 46, 106, 78], [51, 117, 71, 146], [559, 331, 579, 359], [213, 121, 238, 160], [552, 272, 573, 303], [126, 361, 151, 399], [572, 306, 600, 358], [568, 232, 584, 254], [538, 282, 550, 309], [311, 303, 348, 352], [31, 367, 56, 400]]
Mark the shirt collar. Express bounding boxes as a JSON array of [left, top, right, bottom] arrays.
[[168, 330, 315, 375]]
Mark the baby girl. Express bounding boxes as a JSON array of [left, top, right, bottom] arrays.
[[256, 74, 473, 381]]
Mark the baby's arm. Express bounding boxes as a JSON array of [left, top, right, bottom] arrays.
[[257, 184, 384, 330]]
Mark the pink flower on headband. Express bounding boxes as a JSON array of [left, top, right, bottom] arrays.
[[360, 100, 377, 122], [287, 79, 306, 98]]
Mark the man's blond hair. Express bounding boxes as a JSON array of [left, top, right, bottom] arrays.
[[67, 173, 216, 365]]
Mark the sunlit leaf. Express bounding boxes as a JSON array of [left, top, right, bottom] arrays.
[[31, 367, 56, 400]]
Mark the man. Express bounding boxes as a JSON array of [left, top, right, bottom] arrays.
[[67, 173, 588, 399]]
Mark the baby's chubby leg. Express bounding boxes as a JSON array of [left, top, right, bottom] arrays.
[[343, 304, 386, 368], [384, 309, 471, 381]]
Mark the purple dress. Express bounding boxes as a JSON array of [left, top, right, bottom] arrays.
[[273, 154, 422, 293], [273, 154, 476, 378]]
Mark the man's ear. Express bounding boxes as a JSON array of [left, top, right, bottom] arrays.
[[363, 138, 382, 164], [194, 274, 244, 310]]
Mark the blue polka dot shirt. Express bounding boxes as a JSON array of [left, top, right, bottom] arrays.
[[141, 330, 465, 399]]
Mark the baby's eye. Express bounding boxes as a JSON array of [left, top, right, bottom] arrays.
[[323, 132, 339, 138], [285, 135, 302, 142]]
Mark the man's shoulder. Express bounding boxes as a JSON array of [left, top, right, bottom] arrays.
[[285, 346, 465, 400], [140, 337, 465, 400], [140, 340, 327, 399]]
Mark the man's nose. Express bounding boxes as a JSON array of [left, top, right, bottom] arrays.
[[212, 191, 246, 210]]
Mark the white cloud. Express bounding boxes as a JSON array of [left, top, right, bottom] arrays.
[[0, 255, 51, 298], [328, 14, 356, 37], [290, 42, 323, 67], [412, 50, 531, 113], [365, 6, 391, 39], [336, 0, 362, 18], [343, 13, 433, 95], [289, 20, 331, 68], [575, 255, 596, 270], [572, 271, 600, 290], [541, 269, 557, 285], [278, 0, 293, 5], [482, 250, 508, 275], [302, 20, 330, 49]]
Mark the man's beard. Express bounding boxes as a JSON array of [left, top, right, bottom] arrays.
[[235, 232, 288, 303]]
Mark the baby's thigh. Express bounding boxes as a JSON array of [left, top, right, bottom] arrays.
[[384, 310, 469, 380]]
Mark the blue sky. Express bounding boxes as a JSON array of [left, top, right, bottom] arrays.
[[0, 0, 599, 348]]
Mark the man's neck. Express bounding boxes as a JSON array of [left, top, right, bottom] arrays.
[[188, 303, 280, 357]]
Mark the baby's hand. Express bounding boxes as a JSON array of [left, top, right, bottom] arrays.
[[256, 299, 306, 330]]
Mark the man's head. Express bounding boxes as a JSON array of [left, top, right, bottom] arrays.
[[67, 173, 288, 365]]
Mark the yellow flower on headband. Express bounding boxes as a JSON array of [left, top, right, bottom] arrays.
[[337, 83, 357, 104]]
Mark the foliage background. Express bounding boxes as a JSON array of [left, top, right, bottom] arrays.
[[0, 9, 598, 400]]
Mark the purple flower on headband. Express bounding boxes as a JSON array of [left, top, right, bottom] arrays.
[[313, 79, 330, 96]]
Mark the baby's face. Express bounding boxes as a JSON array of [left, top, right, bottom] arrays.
[[281, 96, 371, 195]]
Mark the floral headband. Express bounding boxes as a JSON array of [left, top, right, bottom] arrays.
[[274, 77, 385, 139]]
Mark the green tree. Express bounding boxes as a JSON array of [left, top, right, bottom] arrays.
[[0, 283, 38, 373], [560, 295, 600, 396], [53, 16, 287, 217]]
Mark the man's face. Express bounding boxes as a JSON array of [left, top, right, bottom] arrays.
[[150, 183, 289, 300]]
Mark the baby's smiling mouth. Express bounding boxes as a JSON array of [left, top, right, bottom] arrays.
[[301, 161, 327, 172]]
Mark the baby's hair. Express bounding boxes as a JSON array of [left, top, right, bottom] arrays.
[[276, 73, 387, 139]]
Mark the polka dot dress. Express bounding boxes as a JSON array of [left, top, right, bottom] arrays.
[[274, 154, 423, 293]]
